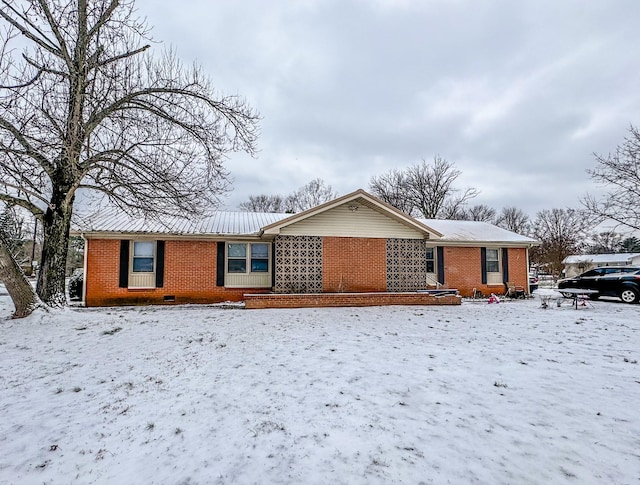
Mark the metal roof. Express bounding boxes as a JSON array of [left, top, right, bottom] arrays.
[[563, 253, 640, 264], [418, 219, 537, 244], [72, 203, 536, 245], [72, 209, 290, 236]]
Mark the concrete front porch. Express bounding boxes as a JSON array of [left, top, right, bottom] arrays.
[[243, 291, 462, 309]]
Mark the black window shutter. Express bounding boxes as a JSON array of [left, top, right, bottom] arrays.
[[271, 241, 276, 288], [501, 248, 509, 283], [119, 240, 129, 288], [480, 247, 487, 284], [216, 241, 225, 286], [155, 241, 165, 288], [436, 246, 445, 285]]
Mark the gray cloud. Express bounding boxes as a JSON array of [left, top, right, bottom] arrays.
[[136, 0, 640, 217]]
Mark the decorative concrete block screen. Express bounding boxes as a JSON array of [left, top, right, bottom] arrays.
[[274, 235, 323, 293], [386, 238, 428, 291]]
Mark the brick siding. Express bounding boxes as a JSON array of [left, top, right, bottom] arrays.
[[84, 238, 529, 306], [84, 239, 268, 307], [322, 237, 387, 292], [244, 292, 461, 309], [442, 246, 529, 297]]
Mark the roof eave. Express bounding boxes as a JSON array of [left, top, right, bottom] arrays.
[[435, 239, 540, 248]]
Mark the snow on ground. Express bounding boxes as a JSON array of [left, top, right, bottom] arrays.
[[0, 292, 639, 485]]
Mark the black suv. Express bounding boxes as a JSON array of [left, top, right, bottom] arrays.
[[558, 266, 640, 304]]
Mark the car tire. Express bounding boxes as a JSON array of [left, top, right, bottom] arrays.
[[619, 288, 639, 304]]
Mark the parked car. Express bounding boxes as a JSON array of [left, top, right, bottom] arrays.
[[68, 268, 83, 300], [557, 266, 640, 304]]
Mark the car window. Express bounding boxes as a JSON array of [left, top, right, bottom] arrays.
[[620, 267, 640, 274], [580, 269, 601, 277], [603, 268, 623, 275]]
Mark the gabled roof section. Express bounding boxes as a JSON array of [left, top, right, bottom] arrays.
[[260, 189, 443, 238], [418, 219, 538, 246]]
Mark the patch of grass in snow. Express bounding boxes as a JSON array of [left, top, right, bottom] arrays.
[[249, 421, 286, 437], [370, 456, 389, 467]]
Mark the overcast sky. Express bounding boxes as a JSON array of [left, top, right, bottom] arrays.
[[136, 0, 640, 217]]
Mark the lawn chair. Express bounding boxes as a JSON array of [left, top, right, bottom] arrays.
[[505, 281, 526, 299]]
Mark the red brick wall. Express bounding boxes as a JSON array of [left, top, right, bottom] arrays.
[[84, 239, 267, 307], [85, 237, 530, 306], [442, 246, 529, 297], [322, 237, 387, 292], [508, 247, 530, 292], [245, 292, 461, 309]]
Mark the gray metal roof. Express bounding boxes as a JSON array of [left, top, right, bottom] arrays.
[[72, 209, 290, 236], [563, 253, 640, 264], [73, 207, 536, 245], [418, 219, 537, 244]]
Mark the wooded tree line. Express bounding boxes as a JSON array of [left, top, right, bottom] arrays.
[[0, 1, 639, 317]]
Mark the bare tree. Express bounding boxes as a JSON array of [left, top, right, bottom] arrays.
[[238, 194, 286, 213], [287, 178, 337, 212], [0, 0, 259, 307], [583, 125, 640, 232], [530, 208, 592, 278], [495, 206, 530, 235], [586, 231, 624, 254], [370, 156, 478, 219], [463, 204, 496, 222], [239, 179, 336, 214], [368, 169, 417, 216]]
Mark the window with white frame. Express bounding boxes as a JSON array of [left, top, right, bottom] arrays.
[[133, 241, 155, 272], [227, 243, 269, 274], [425, 247, 435, 273], [250, 243, 269, 272], [486, 248, 500, 273], [128, 240, 156, 289]]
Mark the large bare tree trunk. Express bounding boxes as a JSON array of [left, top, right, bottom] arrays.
[[36, 190, 74, 306], [0, 233, 38, 318]]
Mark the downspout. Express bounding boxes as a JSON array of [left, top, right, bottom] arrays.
[[82, 234, 88, 306], [526, 244, 531, 294]]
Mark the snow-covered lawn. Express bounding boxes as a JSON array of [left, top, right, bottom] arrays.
[[1, 293, 639, 485]]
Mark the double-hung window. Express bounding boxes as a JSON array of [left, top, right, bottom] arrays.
[[485, 248, 500, 273], [425, 247, 435, 274], [228, 243, 248, 273], [225, 242, 271, 288], [129, 241, 156, 288], [133, 241, 155, 272], [485, 248, 502, 285]]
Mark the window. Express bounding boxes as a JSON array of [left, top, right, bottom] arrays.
[[133, 241, 155, 272], [486, 248, 500, 273], [426, 247, 435, 273], [227, 243, 269, 274], [251, 244, 269, 272], [228, 243, 247, 273]]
